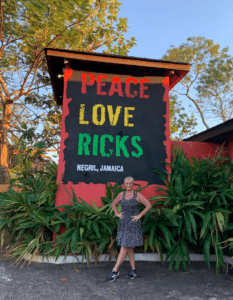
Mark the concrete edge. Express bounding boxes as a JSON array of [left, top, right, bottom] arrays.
[[23, 252, 233, 265]]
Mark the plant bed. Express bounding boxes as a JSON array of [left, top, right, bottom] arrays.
[[2, 147, 233, 275]]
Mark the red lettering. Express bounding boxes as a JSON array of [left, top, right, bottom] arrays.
[[97, 75, 108, 95], [109, 76, 123, 97], [81, 74, 150, 98], [125, 78, 138, 98], [81, 73, 95, 94], [140, 79, 150, 98]]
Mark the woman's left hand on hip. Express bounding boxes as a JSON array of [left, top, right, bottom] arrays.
[[131, 215, 141, 222]]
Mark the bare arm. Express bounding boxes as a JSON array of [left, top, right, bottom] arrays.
[[137, 192, 152, 218], [112, 192, 123, 216]]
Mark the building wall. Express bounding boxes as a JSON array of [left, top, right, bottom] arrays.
[[55, 140, 227, 211], [227, 135, 233, 159], [171, 141, 227, 161], [52, 140, 228, 240]]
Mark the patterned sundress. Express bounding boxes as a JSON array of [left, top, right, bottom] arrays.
[[116, 191, 144, 248]]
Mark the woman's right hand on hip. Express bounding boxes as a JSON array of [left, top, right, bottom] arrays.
[[117, 212, 123, 219]]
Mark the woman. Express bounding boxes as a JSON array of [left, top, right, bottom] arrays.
[[106, 176, 152, 282]]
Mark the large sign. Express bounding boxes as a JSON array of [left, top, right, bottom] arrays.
[[62, 70, 169, 185]]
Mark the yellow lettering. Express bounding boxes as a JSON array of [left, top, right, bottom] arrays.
[[107, 105, 122, 126], [124, 107, 135, 127], [79, 104, 89, 125], [93, 104, 105, 126]]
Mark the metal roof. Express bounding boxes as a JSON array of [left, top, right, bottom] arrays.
[[183, 118, 233, 144]]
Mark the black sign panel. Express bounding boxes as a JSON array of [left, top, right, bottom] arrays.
[[62, 70, 167, 185]]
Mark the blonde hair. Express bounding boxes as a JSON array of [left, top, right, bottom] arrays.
[[124, 176, 135, 185]]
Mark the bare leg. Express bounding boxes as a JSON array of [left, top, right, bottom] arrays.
[[126, 247, 135, 269], [112, 247, 127, 272]]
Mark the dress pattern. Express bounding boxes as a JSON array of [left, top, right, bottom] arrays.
[[116, 192, 144, 248]]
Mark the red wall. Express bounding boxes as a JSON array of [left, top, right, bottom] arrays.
[[54, 140, 227, 211], [227, 135, 233, 159], [52, 140, 227, 242], [171, 140, 227, 161]]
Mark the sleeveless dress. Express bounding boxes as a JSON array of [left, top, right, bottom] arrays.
[[116, 191, 144, 248]]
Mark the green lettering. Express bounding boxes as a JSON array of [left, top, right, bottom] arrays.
[[77, 133, 91, 155], [116, 135, 129, 157], [100, 134, 114, 157], [93, 134, 99, 156], [131, 136, 143, 158]]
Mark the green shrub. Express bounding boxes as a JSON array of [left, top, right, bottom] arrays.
[[1, 144, 233, 275], [0, 161, 62, 269], [151, 145, 233, 274]]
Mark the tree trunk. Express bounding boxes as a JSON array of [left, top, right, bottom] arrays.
[[0, 102, 12, 184]]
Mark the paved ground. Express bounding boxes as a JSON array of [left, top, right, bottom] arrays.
[[1, 252, 233, 300]]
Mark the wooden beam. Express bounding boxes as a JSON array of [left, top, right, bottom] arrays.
[[46, 49, 190, 72], [169, 70, 188, 90]]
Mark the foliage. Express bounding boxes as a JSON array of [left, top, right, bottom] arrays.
[[196, 54, 233, 122], [151, 145, 233, 274], [0, 161, 61, 269], [50, 188, 118, 265], [169, 94, 198, 140], [9, 139, 48, 179], [50, 182, 150, 265], [163, 36, 233, 129], [1, 145, 233, 275], [0, 170, 151, 269], [0, 0, 137, 183]]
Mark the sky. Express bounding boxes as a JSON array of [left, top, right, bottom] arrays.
[[46, 0, 233, 164]]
